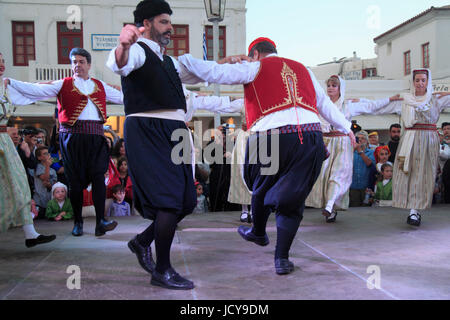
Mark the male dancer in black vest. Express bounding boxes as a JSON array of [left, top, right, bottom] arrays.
[[107, 0, 197, 290]]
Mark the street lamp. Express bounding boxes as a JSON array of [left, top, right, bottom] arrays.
[[203, 0, 226, 129]]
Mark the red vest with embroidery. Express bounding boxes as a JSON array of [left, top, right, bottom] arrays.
[[244, 57, 318, 129], [57, 77, 107, 126]]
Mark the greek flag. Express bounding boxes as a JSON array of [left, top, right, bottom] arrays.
[[203, 31, 208, 60]]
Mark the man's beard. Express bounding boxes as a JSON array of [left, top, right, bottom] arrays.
[[391, 136, 400, 142], [151, 28, 171, 47]]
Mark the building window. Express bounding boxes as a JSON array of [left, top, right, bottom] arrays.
[[165, 25, 189, 57], [57, 22, 83, 64], [404, 51, 411, 75], [422, 43, 430, 68], [12, 21, 35, 66], [363, 68, 377, 78], [205, 26, 226, 60]]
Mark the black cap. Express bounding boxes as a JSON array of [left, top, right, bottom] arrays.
[[134, 0, 173, 25]]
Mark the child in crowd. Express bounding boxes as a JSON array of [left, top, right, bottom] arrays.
[[193, 181, 208, 214], [372, 163, 393, 206], [45, 182, 73, 221], [374, 145, 393, 174], [34, 146, 57, 218], [117, 157, 133, 207], [106, 184, 131, 217]]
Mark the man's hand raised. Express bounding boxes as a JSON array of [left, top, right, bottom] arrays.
[[119, 24, 145, 50], [115, 24, 145, 69]]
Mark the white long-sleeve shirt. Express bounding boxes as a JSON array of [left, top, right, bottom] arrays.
[[177, 54, 352, 133], [106, 37, 229, 122], [184, 86, 244, 122], [8, 77, 124, 121]]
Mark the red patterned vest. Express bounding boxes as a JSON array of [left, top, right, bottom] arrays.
[[57, 77, 107, 126], [244, 56, 318, 129]]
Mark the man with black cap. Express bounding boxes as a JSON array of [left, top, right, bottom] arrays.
[[5, 48, 123, 238], [178, 38, 356, 276], [107, 0, 244, 290]]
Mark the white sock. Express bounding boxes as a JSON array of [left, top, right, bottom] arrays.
[[242, 205, 249, 214], [409, 209, 420, 220], [325, 201, 334, 214], [22, 224, 40, 240]]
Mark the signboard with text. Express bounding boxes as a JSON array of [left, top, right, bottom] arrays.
[[91, 34, 119, 51]]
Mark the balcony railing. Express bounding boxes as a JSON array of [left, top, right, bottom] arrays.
[[28, 61, 72, 82]]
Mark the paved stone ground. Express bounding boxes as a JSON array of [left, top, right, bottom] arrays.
[[1, 205, 449, 300]]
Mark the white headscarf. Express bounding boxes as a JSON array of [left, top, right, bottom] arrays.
[[403, 68, 433, 111], [319, 75, 346, 132], [51, 182, 68, 199]]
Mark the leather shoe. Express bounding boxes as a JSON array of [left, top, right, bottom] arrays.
[[72, 222, 83, 237], [407, 214, 421, 227], [151, 268, 195, 290], [25, 234, 56, 248], [322, 209, 331, 218], [240, 212, 249, 223], [326, 210, 338, 223], [237, 226, 269, 246], [275, 258, 295, 275], [128, 236, 155, 274], [95, 219, 118, 237]]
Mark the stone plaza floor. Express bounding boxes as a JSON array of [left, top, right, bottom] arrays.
[[1, 205, 449, 300]]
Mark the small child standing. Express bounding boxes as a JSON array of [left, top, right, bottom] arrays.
[[373, 163, 393, 206], [34, 146, 57, 218], [106, 184, 131, 217], [193, 182, 208, 214], [46, 182, 74, 221]]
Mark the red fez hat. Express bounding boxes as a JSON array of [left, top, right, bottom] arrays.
[[248, 37, 277, 55]]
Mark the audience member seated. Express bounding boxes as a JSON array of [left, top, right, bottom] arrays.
[[111, 138, 126, 166], [193, 181, 208, 214], [371, 163, 393, 206], [45, 182, 73, 221], [33, 146, 57, 218], [117, 157, 133, 208], [106, 184, 131, 217]]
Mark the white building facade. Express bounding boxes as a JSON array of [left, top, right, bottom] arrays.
[[0, 0, 247, 134], [374, 5, 450, 83]]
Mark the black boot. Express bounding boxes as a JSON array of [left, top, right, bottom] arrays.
[[128, 236, 156, 274], [72, 222, 83, 237], [95, 218, 118, 237]]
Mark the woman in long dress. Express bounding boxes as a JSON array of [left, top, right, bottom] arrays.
[[0, 52, 55, 247], [373, 69, 450, 226], [306, 75, 402, 222]]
